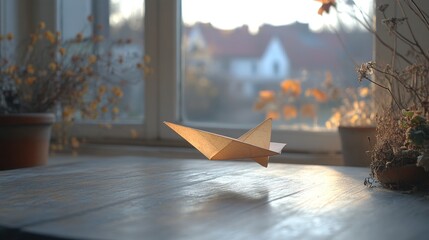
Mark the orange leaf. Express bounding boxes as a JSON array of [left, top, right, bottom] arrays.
[[283, 105, 298, 120], [259, 90, 276, 102], [306, 89, 328, 103], [280, 79, 301, 97], [316, 0, 336, 15], [359, 87, 369, 98], [266, 111, 280, 120], [301, 104, 316, 118]]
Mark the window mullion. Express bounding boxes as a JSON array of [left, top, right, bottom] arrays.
[[152, 0, 182, 140], [144, 0, 160, 140]]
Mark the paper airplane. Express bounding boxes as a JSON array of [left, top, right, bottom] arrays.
[[164, 118, 286, 167]]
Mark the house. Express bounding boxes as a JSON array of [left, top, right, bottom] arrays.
[[185, 23, 291, 82], [184, 22, 372, 98]]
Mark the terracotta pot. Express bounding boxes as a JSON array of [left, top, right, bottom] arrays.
[[0, 113, 55, 170], [338, 126, 376, 167], [375, 164, 429, 186]]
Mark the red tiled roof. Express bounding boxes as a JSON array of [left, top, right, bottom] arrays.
[[193, 23, 268, 58], [185, 22, 371, 71]]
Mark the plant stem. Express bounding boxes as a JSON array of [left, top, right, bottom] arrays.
[[398, 0, 429, 62]]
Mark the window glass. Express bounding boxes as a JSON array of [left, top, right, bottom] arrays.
[[77, 0, 145, 123], [182, 0, 374, 129], [107, 0, 145, 123]]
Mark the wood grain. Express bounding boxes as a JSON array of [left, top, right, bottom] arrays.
[[1, 156, 428, 240]]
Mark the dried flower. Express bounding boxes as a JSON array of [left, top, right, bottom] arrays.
[[92, 35, 104, 43], [6, 33, 13, 41], [112, 107, 120, 114], [6, 65, 18, 74], [112, 86, 124, 98], [0, 15, 148, 155], [38, 21, 46, 30], [357, 62, 374, 82], [62, 106, 75, 120], [26, 65, 36, 74], [57, 48, 66, 56], [44, 31, 56, 44], [98, 85, 107, 95], [0, 17, 144, 116], [88, 55, 97, 64], [48, 62, 57, 72], [377, 4, 389, 13], [382, 17, 407, 32], [26, 76, 37, 85], [76, 33, 84, 42]]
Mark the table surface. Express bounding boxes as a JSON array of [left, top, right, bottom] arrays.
[[1, 156, 428, 240]]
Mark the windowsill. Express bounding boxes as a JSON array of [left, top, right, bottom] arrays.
[[53, 143, 344, 166]]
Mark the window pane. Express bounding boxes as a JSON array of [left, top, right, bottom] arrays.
[[182, 0, 374, 129], [68, 0, 145, 123], [108, 0, 145, 122]]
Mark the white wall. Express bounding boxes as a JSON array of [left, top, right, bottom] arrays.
[[187, 25, 206, 50], [258, 37, 289, 78], [229, 38, 290, 80], [229, 58, 258, 79]]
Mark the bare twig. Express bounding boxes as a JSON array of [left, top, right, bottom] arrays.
[[398, 0, 429, 62], [409, 0, 429, 30]]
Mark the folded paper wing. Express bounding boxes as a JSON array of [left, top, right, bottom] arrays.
[[164, 118, 286, 167]]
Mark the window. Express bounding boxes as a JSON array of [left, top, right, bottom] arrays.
[[272, 61, 279, 76], [177, 0, 374, 151], [181, 0, 373, 128], [9, 0, 374, 153]]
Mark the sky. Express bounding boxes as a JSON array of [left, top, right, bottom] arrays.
[[182, 0, 373, 33], [110, 0, 144, 25], [110, 0, 373, 33]]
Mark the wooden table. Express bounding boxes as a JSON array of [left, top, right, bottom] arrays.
[[0, 156, 428, 240]]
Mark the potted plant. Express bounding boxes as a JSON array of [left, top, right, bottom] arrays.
[[325, 87, 376, 167], [368, 109, 429, 187], [253, 76, 336, 129], [253, 73, 376, 166], [317, 0, 429, 188], [357, 2, 429, 188], [0, 17, 148, 170]]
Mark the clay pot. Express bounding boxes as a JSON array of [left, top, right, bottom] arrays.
[[338, 126, 376, 167], [375, 164, 429, 186], [0, 113, 55, 170]]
